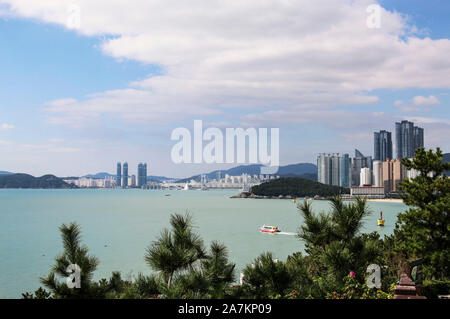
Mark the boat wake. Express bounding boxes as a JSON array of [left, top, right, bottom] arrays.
[[261, 231, 297, 236], [278, 232, 297, 236]]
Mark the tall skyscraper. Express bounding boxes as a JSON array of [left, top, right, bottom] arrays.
[[331, 154, 340, 186], [339, 154, 351, 188], [116, 162, 122, 187], [122, 162, 128, 188], [137, 163, 148, 187], [395, 120, 424, 159], [360, 167, 372, 186], [318, 153, 350, 188], [382, 159, 405, 193], [138, 163, 143, 187], [351, 149, 372, 186], [372, 160, 383, 187], [374, 130, 393, 161], [317, 153, 332, 185], [143, 163, 147, 186]]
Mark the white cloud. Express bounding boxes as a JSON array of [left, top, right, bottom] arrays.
[[412, 95, 441, 106], [0, 139, 12, 146], [1, 0, 450, 129], [394, 100, 403, 106], [0, 123, 15, 130]]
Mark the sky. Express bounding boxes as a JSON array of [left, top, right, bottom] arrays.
[[0, 0, 449, 178]]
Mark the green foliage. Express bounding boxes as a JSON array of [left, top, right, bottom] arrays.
[[0, 173, 76, 189], [161, 241, 236, 299], [145, 213, 206, 288], [250, 177, 349, 197], [298, 197, 381, 285], [22, 287, 52, 299], [241, 252, 292, 299], [421, 280, 450, 299], [328, 274, 393, 299], [395, 147, 450, 280], [39, 222, 106, 298]]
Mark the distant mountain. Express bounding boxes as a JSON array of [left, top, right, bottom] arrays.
[[176, 163, 317, 183], [280, 173, 317, 182], [0, 171, 13, 175], [277, 163, 317, 176], [83, 172, 115, 179], [147, 175, 176, 182], [0, 174, 77, 189]]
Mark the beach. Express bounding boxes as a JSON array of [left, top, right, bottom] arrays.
[[367, 198, 404, 204]]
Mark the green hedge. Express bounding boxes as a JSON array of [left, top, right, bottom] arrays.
[[421, 280, 450, 299]]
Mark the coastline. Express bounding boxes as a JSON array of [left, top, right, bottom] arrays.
[[367, 198, 404, 204]]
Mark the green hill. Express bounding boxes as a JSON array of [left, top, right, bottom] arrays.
[[0, 174, 77, 189], [250, 177, 349, 197]]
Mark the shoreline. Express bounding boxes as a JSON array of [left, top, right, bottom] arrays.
[[367, 198, 404, 203]]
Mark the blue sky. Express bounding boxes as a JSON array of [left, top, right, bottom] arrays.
[[0, 0, 449, 178]]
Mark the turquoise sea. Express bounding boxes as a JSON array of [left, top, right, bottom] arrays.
[[0, 189, 407, 298]]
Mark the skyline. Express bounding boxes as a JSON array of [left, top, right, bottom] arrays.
[[1, 0, 450, 178]]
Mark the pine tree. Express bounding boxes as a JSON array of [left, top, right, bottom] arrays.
[[40, 222, 103, 298], [395, 147, 450, 279], [145, 213, 206, 288]]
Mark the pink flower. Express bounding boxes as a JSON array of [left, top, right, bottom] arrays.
[[349, 271, 356, 278]]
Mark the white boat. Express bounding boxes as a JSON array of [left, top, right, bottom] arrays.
[[260, 225, 281, 233]]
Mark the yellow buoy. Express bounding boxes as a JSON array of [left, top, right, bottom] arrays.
[[377, 211, 385, 226]]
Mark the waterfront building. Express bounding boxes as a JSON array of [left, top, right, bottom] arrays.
[[350, 186, 385, 198], [331, 154, 341, 186], [372, 160, 383, 187], [317, 153, 351, 188], [382, 159, 405, 193], [143, 163, 147, 186], [395, 120, 424, 159], [128, 175, 136, 187], [360, 167, 372, 186], [351, 149, 372, 186], [137, 163, 148, 187], [317, 153, 331, 185], [374, 130, 393, 162], [339, 153, 351, 188], [122, 162, 128, 188], [116, 162, 122, 187]]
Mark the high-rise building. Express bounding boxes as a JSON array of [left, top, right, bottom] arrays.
[[395, 120, 424, 159], [339, 154, 351, 188], [360, 167, 372, 186], [128, 175, 136, 187], [137, 163, 148, 187], [318, 153, 350, 188], [317, 153, 332, 185], [374, 130, 393, 162], [122, 162, 128, 188], [138, 163, 143, 187], [351, 149, 372, 186], [372, 160, 383, 187], [143, 163, 147, 186], [331, 154, 340, 186], [382, 159, 405, 193], [116, 162, 122, 187]]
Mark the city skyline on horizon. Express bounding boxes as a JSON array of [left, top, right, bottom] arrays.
[[1, 1, 450, 178]]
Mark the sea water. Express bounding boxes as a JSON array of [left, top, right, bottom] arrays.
[[0, 189, 407, 298]]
